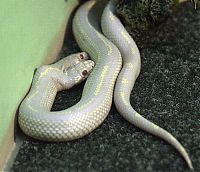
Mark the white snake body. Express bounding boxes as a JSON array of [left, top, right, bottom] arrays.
[[19, 0, 122, 141], [18, 0, 193, 169]]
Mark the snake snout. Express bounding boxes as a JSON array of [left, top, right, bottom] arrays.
[[87, 60, 95, 69]]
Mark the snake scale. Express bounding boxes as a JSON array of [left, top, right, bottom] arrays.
[[18, 0, 193, 169]]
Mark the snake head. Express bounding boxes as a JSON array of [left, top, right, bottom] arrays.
[[65, 60, 95, 84], [59, 52, 91, 73]]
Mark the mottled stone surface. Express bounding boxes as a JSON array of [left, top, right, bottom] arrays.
[[12, 2, 200, 172]]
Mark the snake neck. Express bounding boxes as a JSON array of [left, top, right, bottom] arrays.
[[24, 67, 61, 112]]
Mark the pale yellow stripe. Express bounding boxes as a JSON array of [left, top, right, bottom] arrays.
[[121, 31, 131, 44], [121, 78, 129, 84], [94, 65, 109, 95]]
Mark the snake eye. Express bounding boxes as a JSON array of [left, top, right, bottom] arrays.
[[82, 70, 88, 76], [80, 54, 85, 60]]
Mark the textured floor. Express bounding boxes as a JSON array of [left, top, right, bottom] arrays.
[[12, 2, 200, 172]]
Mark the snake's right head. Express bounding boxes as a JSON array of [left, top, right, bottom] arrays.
[[65, 60, 95, 84], [69, 52, 90, 63], [60, 52, 90, 69]]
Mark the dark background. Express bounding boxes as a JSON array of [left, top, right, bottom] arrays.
[[12, 2, 200, 172]]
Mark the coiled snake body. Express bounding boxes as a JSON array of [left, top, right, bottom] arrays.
[[18, 0, 193, 169]]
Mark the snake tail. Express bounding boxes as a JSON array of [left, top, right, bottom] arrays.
[[101, 0, 193, 169]]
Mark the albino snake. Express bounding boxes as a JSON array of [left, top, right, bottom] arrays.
[[18, 0, 193, 169]]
